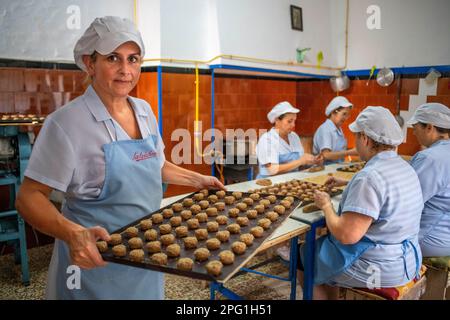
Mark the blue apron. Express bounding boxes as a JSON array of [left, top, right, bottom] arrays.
[[256, 151, 300, 179], [46, 121, 164, 299], [301, 230, 421, 285], [323, 127, 348, 166]]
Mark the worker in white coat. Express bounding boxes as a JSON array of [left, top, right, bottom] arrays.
[[256, 101, 322, 179], [313, 96, 358, 164], [408, 103, 450, 257]]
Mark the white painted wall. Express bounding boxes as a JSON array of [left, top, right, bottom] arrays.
[[346, 0, 450, 70], [160, 0, 213, 61], [0, 0, 134, 63], [1, 0, 449, 73], [137, 0, 161, 60], [211, 0, 337, 76], [135, 0, 221, 68]]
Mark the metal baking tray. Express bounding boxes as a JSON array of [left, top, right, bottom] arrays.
[[336, 162, 366, 173], [0, 115, 46, 126], [249, 179, 343, 207], [100, 190, 301, 282]]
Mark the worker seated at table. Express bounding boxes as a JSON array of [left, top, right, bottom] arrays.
[[256, 101, 322, 179], [407, 103, 450, 257], [313, 96, 358, 165], [298, 106, 424, 299]]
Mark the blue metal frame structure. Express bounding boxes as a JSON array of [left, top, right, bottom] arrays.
[[0, 128, 31, 286], [346, 64, 450, 77], [211, 69, 215, 177], [209, 64, 332, 79], [157, 65, 163, 136], [302, 218, 326, 300]]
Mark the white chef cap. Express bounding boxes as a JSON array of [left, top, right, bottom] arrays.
[[407, 103, 450, 129], [325, 96, 353, 116], [267, 102, 300, 124], [349, 106, 404, 146], [73, 16, 145, 71]]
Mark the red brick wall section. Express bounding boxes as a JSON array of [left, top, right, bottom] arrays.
[[157, 75, 298, 196], [160, 73, 212, 197], [296, 77, 450, 155], [214, 77, 297, 132], [0, 68, 86, 115]]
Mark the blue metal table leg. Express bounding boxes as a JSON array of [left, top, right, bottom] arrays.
[[247, 167, 254, 181], [210, 282, 217, 300], [18, 215, 30, 285], [303, 218, 325, 300], [289, 236, 299, 300]]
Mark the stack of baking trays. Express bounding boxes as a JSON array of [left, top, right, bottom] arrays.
[[98, 189, 301, 282], [0, 114, 46, 125], [336, 162, 366, 173]]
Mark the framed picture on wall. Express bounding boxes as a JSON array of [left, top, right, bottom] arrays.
[[290, 5, 303, 31]]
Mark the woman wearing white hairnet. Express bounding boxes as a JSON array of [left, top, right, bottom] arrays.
[[408, 103, 450, 257], [299, 106, 423, 299], [256, 101, 322, 179], [313, 96, 358, 164], [15, 16, 224, 299]]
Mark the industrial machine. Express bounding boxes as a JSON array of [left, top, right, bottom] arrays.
[[0, 115, 44, 285], [217, 137, 257, 184]]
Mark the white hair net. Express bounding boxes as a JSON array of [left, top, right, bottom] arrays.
[[325, 96, 353, 116], [407, 103, 450, 129], [73, 16, 145, 71], [349, 106, 404, 146], [267, 101, 300, 124]]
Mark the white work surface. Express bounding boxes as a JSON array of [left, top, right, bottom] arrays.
[[160, 192, 310, 247], [160, 163, 353, 245], [227, 163, 349, 225]]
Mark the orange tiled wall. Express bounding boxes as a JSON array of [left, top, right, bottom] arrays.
[[133, 72, 159, 118], [0, 67, 86, 210], [0, 68, 86, 115], [214, 77, 297, 132], [1, 67, 449, 199], [296, 77, 450, 155], [159, 73, 212, 196], [156, 74, 298, 196]]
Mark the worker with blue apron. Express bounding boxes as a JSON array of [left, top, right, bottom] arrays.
[[301, 107, 423, 292], [20, 16, 223, 299], [313, 96, 357, 165], [256, 101, 318, 179], [408, 103, 450, 257]]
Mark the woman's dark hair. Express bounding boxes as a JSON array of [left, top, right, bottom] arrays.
[[333, 106, 346, 114], [83, 52, 98, 86], [357, 132, 395, 151], [278, 114, 287, 121], [418, 122, 450, 135], [90, 51, 98, 61], [329, 106, 352, 117]]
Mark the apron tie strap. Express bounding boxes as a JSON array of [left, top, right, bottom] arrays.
[[401, 239, 421, 281]]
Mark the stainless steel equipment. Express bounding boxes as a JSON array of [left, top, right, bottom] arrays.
[[376, 67, 394, 87]]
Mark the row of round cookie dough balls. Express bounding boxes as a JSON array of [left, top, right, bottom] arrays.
[[121, 192, 294, 237]]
